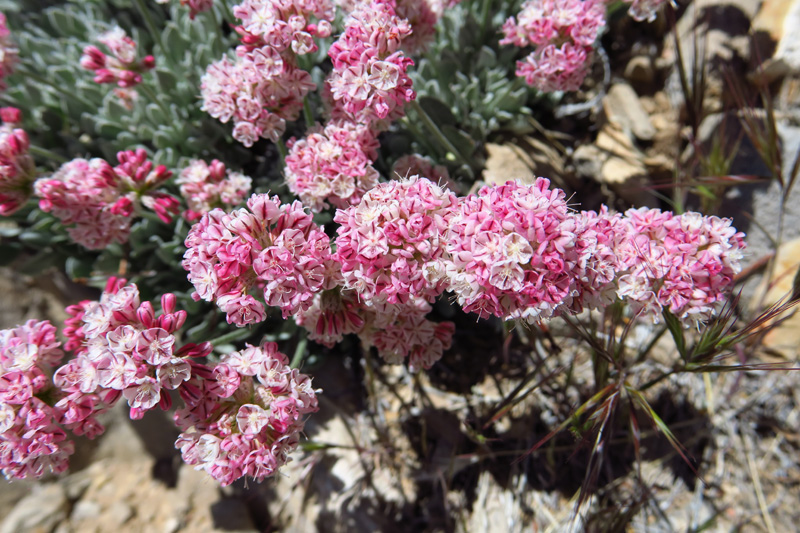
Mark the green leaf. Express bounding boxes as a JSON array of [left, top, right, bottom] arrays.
[[442, 124, 476, 158], [662, 309, 687, 362], [418, 96, 457, 127], [154, 69, 178, 92], [65, 256, 94, 280]]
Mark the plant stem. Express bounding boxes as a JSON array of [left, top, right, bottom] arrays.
[[276, 137, 288, 164], [205, 327, 252, 347], [133, 0, 167, 58], [478, 0, 492, 44], [290, 335, 308, 368], [137, 82, 172, 120], [409, 99, 471, 169], [303, 96, 314, 128], [207, 4, 227, 56], [28, 145, 67, 164]]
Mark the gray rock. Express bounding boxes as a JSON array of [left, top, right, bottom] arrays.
[[603, 83, 656, 141], [1, 483, 68, 533], [70, 500, 101, 522]]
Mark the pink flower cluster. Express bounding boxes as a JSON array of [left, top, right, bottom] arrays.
[[500, 0, 605, 92], [201, 47, 315, 147], [327, 0, 416, 125], [568, 206, 630, 313], [55, 279, 212, 429], [155, 0, 214, 19], [362, 305, 455, 372], [444, 178, 580, 322], [35, 149, 179, 249], [0, 13, 18, 92], [177, 159, 252, 221], [285, 120, 380, 212], [441, 178, 746, 327], [80, 27, 155, 87], [233, 0, 334, 55], [202, 1, 334, 146], [0, 320, 72, 480], [333, 176, 457, 306], [1, 282, 320, 485], [0, 113, 35, 216], [175, 342, 318, 486], [183, 193, 339, 325], [617, 208, 746, 327]]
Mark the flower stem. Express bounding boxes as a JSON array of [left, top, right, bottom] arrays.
[[205, 327, 253, 347], [207, 4, 228, 56], [303, 96, 314, 128], [276, 137, 288, 165], [133, 0, 167, 58], [28, 145, 67, 164], [408, 99, 471, 169], [290, 335, 308, 368]]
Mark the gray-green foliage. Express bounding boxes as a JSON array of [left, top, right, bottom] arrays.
[[3, 0, 246, 168], [407, 0, 544, 173]]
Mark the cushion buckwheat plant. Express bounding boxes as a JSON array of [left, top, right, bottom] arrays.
[[55, 278, 211, 425], [284, 120, 380, 212], [0, 13, 17, 92], [500, 0, 606, 92], [0, 111, 35, 216], [80, 26, 155, 88], [326, 0, 416, 125], [201, 0, 334, 146]]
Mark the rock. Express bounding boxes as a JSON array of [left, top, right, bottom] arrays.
[[624, 55, 656, 85], [573, 124, 652, 205], [750, 237, 800, 357], [482, 143, 537, 186], [70, 500, 101, 522], [603, 83, 656, 141], [751, 0, 800, 84], [662, 0, 758, 113], [1, 483, 68, 533]]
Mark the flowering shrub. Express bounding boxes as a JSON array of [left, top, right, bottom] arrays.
[[0, 0, 761, 509]]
